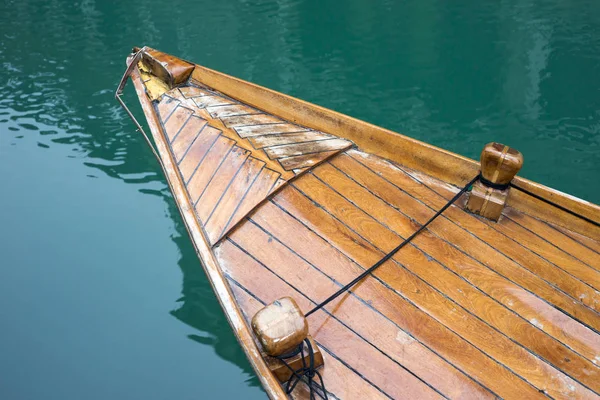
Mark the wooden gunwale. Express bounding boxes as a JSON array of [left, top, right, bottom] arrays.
[[189, 64, 600, 239], [129, 64, 287, 400]]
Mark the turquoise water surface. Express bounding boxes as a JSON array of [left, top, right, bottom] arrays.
[[1, 0, 599, 399]]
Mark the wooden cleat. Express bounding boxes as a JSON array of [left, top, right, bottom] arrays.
[[467, 142, 523, 221], [252, 297, 308, 357]]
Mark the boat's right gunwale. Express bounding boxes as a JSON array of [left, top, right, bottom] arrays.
[[189, 64, 599, 239]]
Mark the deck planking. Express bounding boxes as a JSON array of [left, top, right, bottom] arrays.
[[131, 53, 600, 398], [309, 162, 600, 387], [153, 85, 352, 246], [224, 256, 443, 400], [346, 151, 600, 323]]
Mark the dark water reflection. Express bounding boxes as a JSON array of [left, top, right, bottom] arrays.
[[0, 0, 599, 398]]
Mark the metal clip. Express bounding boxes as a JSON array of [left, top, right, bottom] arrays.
[[114, 46, 163, 164]]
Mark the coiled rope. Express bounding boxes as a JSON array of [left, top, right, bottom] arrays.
[[276, 339, 327, 400]]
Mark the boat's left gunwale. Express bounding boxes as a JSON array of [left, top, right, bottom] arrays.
[[129, 64, 287, 400]]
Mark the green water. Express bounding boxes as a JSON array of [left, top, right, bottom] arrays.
[[1, 0, 598, 398]]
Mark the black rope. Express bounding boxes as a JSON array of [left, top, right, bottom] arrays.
[[305, 174, 480, 318], [509, 182, 600, 227], [479, 174, 510, 190], [276, 339, 328, 400]]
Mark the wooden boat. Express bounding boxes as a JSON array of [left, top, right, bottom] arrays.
[[116, 47, 600, 400]]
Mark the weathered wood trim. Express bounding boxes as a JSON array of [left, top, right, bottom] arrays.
[[189, 64, 599, 238], [130, 66, 287, 400]]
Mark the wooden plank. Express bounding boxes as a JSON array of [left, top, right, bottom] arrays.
[[308, 163, 600, 391], [178, 86, 212, 98], [494, 214, 600, 291], [271, 185, 600, 388], [555, 224, 600, 254], [505, 209, 600, 272], [219, 168, 281, 240], [191, 64, 600, 238], [207, 104, 260, 118], [228, 216, 542, 399], [204, 158, 265, 244], [130, 67, 288, 399], [406, 169, 600, 280], [156, 95, 178, 121], [178, 126, 220, 182], [170, 116, 207, 163], [248, 131, 332, 149], [196, 147, 250, 223], [340, 153, 600, 356], [192, 109, 293, 180], [290, 173, 597, 398], [162, 105, 193, 142], [279, 150, 339, 171], [228, 276, 410, 400], [264, 138, 351, 160], [220, 114, 284, 127], [235, 123, 309, 138], [186, 136, 235, 203], [348, 151, 600, 327], [192, 95, 234, 108]]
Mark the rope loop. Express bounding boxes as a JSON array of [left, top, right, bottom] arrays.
[[276, 339, 328, 400], [478, 173, 510, 190]]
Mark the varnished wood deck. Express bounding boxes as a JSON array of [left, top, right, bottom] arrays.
[[126, 48, 600, 399], [216, 151, 600, 399]]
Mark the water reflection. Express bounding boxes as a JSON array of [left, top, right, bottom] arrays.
[[167, 198, 262, 388], [0, 0, 265, 395]]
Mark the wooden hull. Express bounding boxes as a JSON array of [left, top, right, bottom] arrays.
[[122, 47, 600, 399]]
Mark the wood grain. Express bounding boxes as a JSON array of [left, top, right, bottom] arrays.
[[132, 49, 600, 399], [178, 126, 221, 182], [156, 95, 178, 121], [220, 114, 284, 127], [178, 86, 212, 98], [170, 116, 207, 163], [225, 260, 439, 400], [186, 136, 235, 202], [221, 167, 281, 237], [248, 131, 333, 149], [219, 230, 493, 399], [192, 95, 234, 108], [505, 208, 600, 273], [289, 172, 597, 398], [492, 214, 600, 291], [309, 162, 600, 391], [130, 66, 288, 399], [162, 105, 193, 142], [204, 158, 265, 244], [207, 104, 261, 118], [190, 62, 600, 238], [236, 123, 309, 138], [193, 108, 293, 180], [264, 139, 351, 160], [555, 224, 600, 254], [195, 147, 250, 223], [279, 151, 340, 171], [348, 151, 600, 326]]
